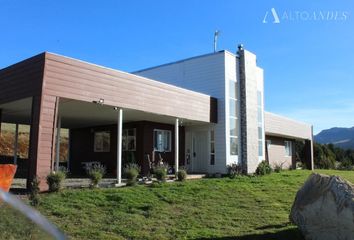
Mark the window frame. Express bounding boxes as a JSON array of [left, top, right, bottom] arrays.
[[210, 130, 215, 165], [229, 78, 239, 157], [122, 128, 136, 152], [94, 131, 111, 153], [153, 129, 172, 152], [284, 140, 292, 157]]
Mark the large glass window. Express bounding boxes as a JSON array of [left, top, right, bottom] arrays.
[[229, 80, 238, 99], [94, 131, 111, 152], [230, 118, 238, 137], [122, 129, 136, 151], [257, 90, 263, 156], [229, 79, 239, 156], [153, 129, 171, 152], [285, 141, 292, 156], [230, 137, 238, 156], [0, 123, 30, 159]]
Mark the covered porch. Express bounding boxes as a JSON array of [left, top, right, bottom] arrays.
[[0, 97, 212, 189]]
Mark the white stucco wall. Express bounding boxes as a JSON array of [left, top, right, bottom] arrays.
[[135, 52, 228, 173]]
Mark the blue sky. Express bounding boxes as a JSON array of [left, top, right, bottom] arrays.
[[0, 0, 353, 134]]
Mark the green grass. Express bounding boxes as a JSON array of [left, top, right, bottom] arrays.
[[3, 169, 354, 239]]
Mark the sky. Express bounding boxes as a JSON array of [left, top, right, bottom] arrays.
[[0, 0, 353, 134]]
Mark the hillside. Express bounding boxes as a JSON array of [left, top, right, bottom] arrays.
[[315, 126, 354, 149]]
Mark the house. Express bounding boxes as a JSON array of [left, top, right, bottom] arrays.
[[0, 46, 313, 190]]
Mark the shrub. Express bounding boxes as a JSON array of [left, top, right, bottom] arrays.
[[176, 169, 187, 181], [154, 165, 168, 182], [86, 164, 106, 188], [227, 163, 242, 178], [274, 162, 286, 173], [337, 158, 353, 170], [46, 171, 66, 192], [124, 163, 140, 186], [256, 161, 272, 176], [29, 176, 40, 206]]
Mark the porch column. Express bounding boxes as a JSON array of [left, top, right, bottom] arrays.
[[14, 124, 19, 165], [175, 118, 179, 173], [55, 114, 61, 172], [116, 108, 123, 184], [304, 126, 314, 171]]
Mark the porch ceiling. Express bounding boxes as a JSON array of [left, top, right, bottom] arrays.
[[0, 97, 32, 124], [59, 99, 208, 128], [0, 97, 209, 128]]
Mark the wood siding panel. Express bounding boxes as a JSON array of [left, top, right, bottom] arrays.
[[43, 53, 216, 123], [0, 54, 45, 104], [264, 111, 312, 140], [265, 136, 295, 169]]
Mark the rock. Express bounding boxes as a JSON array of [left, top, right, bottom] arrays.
[[290, 173, 354, 240]]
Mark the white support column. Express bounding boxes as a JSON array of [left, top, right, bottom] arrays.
[[175, 118, 179, 174], [117, 108, 123, 184], [14, 124, 19, 165], [55, 114, 61, 172], [67, 129, 71, 172]]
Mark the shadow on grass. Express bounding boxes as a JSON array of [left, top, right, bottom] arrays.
[[194, 228, 304, 240]]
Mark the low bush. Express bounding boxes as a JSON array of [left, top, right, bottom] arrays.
[[124, 163, 140, 186], [227, 163, 242, 178], [337, 158, 353, 170], [46, 171, 66, 192], [86, 164, 106, 188], [154, 165, 168, 182], [176, 169, 187, 181], [274, 162, 286, 173], [255, 161, 272, 176], [29, 176, 40, 206]]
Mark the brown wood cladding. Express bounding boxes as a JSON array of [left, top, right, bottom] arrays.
[[0, 53, 45, 104], [43, 53, 217, 123], [1, 52, 217, 190]]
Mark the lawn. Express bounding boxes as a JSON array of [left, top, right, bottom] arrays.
[[2, 169, 354, 240]]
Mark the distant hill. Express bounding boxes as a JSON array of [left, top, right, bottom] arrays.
[[315, 127, 354, 149]]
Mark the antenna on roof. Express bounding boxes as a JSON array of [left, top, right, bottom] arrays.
[[214, 30, 220, 53]]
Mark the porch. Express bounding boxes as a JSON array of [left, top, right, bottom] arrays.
[[0, 97, 213, 190]]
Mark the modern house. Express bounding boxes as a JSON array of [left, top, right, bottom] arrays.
[[0, 46, 313, 190]]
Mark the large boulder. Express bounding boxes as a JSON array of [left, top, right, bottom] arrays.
[[290, 173, 354, 240]]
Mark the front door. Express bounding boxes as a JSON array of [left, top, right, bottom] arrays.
[[185, 130, 208, 173]]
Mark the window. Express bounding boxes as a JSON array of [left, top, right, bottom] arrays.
[[94, 131, 110, 152], [153, 129, 171, 152], [229, 80, 238, 99], [229, 79, 239, 156], [230, 137, 238, 155], [122, 129, 136, 151], [285, 141, 292, 156], [230, 117, 239, 137], [258, 140, 263, 156], [0, 123, 30, 158], [257, 90, 263, 156], [210, 130, 215, 165]]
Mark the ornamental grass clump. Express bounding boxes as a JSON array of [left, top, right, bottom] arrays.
[[176, 169, 187, 181], [255, 161, 272, 176], [86, 164, 106, 188], [124, 163, 140, 186], [46, 170, 66, 192], [153, 165, 168, 182], [227, 163, 242, 179]]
